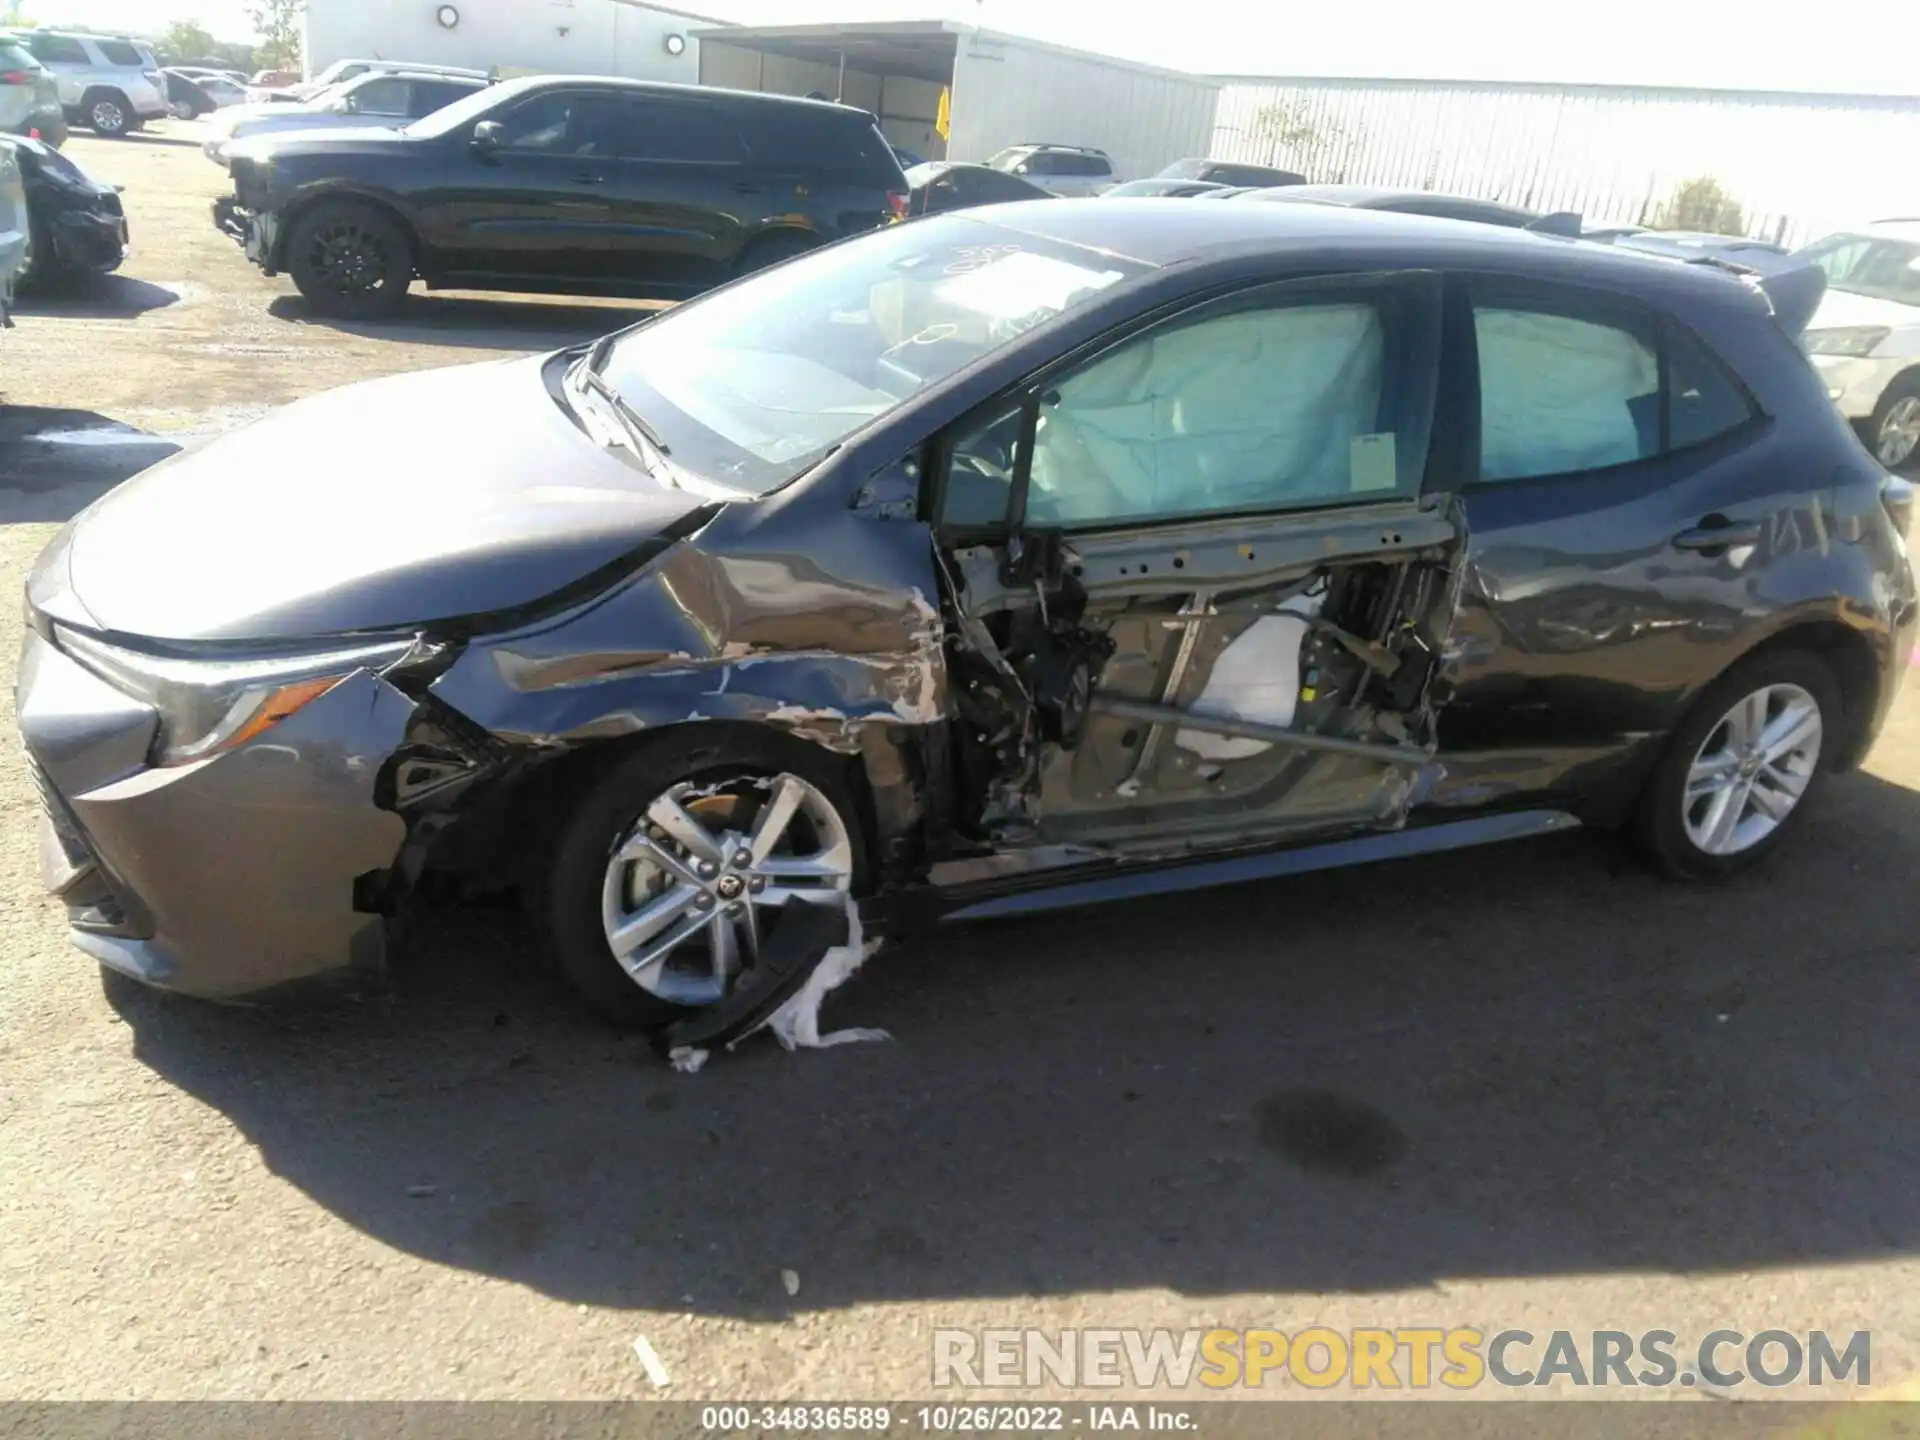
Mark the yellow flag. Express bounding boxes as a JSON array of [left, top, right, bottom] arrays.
[[935, 86, 951, 141]]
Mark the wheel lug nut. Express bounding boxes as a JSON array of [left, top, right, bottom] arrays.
[[696, 859, 719, 879], [694, 892, 715, 910], [748, 876, 767, 894], [732, 848, 753, 868]]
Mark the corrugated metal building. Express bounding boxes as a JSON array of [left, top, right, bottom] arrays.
[[1210, 77, 1920, 247]]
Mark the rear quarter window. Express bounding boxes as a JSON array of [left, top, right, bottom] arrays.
[[737, 105, 901, 186], [97, 40, 144, 67]]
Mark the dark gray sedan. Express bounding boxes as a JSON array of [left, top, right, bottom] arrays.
[[17, 200, 1916, 1030]]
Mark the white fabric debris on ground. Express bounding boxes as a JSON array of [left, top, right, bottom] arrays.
[[667, 1046, 710, 1074], [631, 1334, 672, 1388], [781, 1268, 801, 1297], [757, 899, 889, 1051]]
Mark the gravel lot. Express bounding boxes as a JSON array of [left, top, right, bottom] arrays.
[[1, 130, 1917, 1405]]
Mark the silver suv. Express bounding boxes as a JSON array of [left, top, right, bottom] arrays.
[[985, 143, 1116, 198], [6, 30, 164, 137]]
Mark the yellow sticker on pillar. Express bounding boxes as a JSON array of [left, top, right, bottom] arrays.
[[1350, 432, 1398, 493]]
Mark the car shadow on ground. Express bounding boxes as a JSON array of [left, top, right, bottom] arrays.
[[121, 132, 201, 149], [267, 293, 662, 351], [0, 406, 178, 522], [106, 760, 1920, 1318], [14, 274, 184, 319]]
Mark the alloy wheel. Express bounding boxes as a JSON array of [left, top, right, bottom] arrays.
[[600, 772, 854, 1007], [91, 99, 125, 133], [1878, 396, 1920, 469], [305, 219, 394, 299], [1683, 682, 1823, 856]]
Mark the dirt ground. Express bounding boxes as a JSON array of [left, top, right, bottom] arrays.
[[1, 129, 1917, 1405]]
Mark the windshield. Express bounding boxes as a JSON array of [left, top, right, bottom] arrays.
[[1793, 232, 1920, 307], [590, 215, 1150, 495], [985, 148, 1029, 172], [404, 79, 511, 137]]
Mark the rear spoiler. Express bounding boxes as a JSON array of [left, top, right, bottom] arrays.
[[1757, 263, 1826, 338], [1524, 211, 1584, 237]]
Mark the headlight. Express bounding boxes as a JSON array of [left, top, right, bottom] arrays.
[[53, 626, 410, 767], [1804, 326, 1890, 358]]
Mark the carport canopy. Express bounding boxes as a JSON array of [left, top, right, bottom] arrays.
[[690, 19, 961, 93]]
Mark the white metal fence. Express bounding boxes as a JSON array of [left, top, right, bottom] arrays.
[[1210, 78, 1920, 248]]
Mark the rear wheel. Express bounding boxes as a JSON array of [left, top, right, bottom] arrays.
[[1869, 376, 1920, 471], [546, 730, 864, 1026], [83, 89, 132, 137], [285, 199, 415, 319], [734, 229, 820, 277], [1634, 649, 1837, 879]]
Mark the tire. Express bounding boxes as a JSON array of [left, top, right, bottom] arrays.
[[285, 199, 415, 319], [545, 728, 868, 1027], [168, 100, 194, 121], [83, 90, 131, 137], [15, 203, 51, 296], [734, 229, 820, 278], [1633, 647, 1839, 880], [1868, 375, 1920, 473]]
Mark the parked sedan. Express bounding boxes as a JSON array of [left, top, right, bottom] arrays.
[[902, 160, 1052, 215], [1789, 221, 1920, 470], [18, 200, 1913, 1032], [1155, 157, 1306, 188], [8, 134, 126, 291]]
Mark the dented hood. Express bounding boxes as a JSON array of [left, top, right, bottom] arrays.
[[54, 356, 712, 642]]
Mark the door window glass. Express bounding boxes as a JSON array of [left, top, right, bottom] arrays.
[[944, 291, 1416, 529], [27, 35, 89, 64], [1473, 301, 1659, 481], [493, 91, 617, 156], [97, 39, 142, 66], [1666, 322, 1758, 450], [409, 80, 475, 116], [347, 76, 409, 116], [614, 97, 746, 163]]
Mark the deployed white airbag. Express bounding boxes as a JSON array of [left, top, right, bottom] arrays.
[[1177, 593, 1324, 761], [1476, 308, 1657, 481], [1027, 303, 1387, 524]]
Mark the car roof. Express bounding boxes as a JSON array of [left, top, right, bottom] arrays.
[[484, 73, 877, 118], [971, 196, 1766, 308], [341, 68, 486, 86], [1864, 219, 1920, 243]]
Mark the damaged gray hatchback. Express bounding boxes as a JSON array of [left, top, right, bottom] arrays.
[[18, 200, 1918, 1029]]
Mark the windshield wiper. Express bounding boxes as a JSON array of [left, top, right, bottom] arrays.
[[571, 356, 672, 457]]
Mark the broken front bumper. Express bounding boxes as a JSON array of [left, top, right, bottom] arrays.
[[16, 631, 413, 1001]]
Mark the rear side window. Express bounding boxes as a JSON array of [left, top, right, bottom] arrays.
[[1666, 321, 1759, 449], [1471, 283, 1757, 483], [737, 105, 899, 185], [97, 40, 143, 67], [349, 76, 410, 116], [1056, 152, 1110, 178], [615, 96, 746, 163], [410, 80, 477, 116], [27, 34, 88, 65]]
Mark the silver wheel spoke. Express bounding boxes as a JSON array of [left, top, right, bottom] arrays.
[[1759, 702, 1820, 764], [1725, 690, 1765, 750], [756, 844, 853, 881], [620, 906, 713, 980], [708, 913, 741, 987], [1699, 782, 1749, 852], [1687, 752, 1740, 798], [646, 793, 724, 864], [613, 830, 703, 886], [607, 883, 701, 962], [748, 775, 806, 864], [738, 896, 762, 963], [1747, 773, 1799, 822]]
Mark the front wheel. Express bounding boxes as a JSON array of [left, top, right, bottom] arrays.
[[1869, 377, 1920, 472], [546, 731, 865, 1026], [285, 200, 414, 319], [1634, 649, 1837, 879]]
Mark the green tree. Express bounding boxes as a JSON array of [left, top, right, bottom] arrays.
[[1655, 176, 1747, 236], [247, 0, 302, 70], [160, 19, 217, 60]]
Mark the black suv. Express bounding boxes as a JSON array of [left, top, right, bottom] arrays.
[[220, 75, 909, 318]]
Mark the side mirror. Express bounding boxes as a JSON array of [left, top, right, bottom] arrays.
[[471, 119, 503, 155]]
